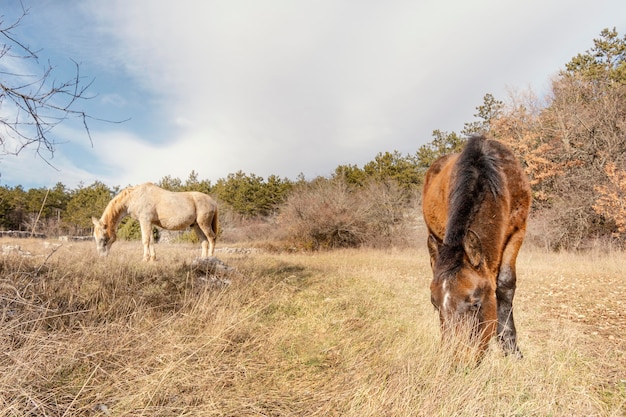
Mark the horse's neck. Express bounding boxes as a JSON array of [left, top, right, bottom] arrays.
[[102, 189, 132, 233]]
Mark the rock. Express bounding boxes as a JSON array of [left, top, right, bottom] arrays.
[[189, 256, 238, 287], [190, 256, 234, 275]]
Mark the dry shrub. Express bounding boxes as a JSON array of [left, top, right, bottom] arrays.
[[278, 179, 412, 250], [216, 207, 284, 245], [527, 198, 620, 251]]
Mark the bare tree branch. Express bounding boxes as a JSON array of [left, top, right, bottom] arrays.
[[0, 5, 126, 166]]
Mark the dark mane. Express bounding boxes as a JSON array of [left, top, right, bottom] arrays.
[[437, 135, 504, 273]]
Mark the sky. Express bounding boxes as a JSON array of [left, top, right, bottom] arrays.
[[1, 0, 625, 190]]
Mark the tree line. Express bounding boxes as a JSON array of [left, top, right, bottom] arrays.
[[1, 29, 625, 250]]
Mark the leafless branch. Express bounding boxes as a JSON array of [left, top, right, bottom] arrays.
[[0, 5, 127, 165]]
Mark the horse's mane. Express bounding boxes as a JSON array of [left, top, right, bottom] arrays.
[[101, 185, 136, 230], [438, 135, 504, 274]]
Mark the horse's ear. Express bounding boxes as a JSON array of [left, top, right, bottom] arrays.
[[463, 230, 482, 268], [427, 234, 440, 269], [92, 217, 103, 228]]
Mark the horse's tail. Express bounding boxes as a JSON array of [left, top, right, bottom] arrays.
[[212, 204, 220, 238]]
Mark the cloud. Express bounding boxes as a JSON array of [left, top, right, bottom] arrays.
[[3, 0, 626, 188], [0, 144, 104, 189], [81, 1, 468, 178], [100, 94, 127, 108], [89, 128, 269, 186]]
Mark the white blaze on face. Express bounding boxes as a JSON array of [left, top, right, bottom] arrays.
[[442, 279, 451, 313], [93, 225, 109, 256]]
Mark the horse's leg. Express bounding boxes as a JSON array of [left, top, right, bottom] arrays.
[[140, 220, 156, 261], [192, 224, 209, 258], [496, 229, 526, 358], [196, 216, 216, 257], [207, 228, 215, 257]]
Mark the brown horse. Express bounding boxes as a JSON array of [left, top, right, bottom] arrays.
[[422, 135, 531, 358], [92, 183, 219, 261]]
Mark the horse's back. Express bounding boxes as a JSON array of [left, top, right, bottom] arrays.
[[422, 138, 531, 242], [134, 183, 193, 208], [487, 140, 531, 235], [136, 183, 214, 207], [469, 139, 531, 234], [422, 153, 459, 240], [188, 191, 217, 213]]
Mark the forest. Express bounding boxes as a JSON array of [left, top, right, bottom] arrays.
[[1, 28, 625, 251]]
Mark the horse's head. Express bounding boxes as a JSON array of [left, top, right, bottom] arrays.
[[92, 217, 116, 257], [427, 231, 497, 355]]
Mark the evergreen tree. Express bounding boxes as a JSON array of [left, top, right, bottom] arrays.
[[65, 181, 115, 234], [565, 27, 626, 83], [415, 130, 465, 171], [333, 164, 367, 187], [462, 93, 504, 136], [363, 150, 421, 190], [213, 171, 292, 217]]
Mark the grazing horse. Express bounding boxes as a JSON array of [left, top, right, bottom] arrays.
[[92, 182, 219, 261], [422, 135, 531, 358]]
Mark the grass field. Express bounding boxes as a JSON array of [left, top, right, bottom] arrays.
[[0, 237, 624, 416]]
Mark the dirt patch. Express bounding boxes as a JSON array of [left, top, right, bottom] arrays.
[[520, 259, 626, 390], [536, 273, 626, 339]]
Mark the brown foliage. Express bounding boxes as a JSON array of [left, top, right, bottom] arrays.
[[490, 75, 626, 249], [593, 163, 626, 234]]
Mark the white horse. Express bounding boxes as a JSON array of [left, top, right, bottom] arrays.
[[92, 182, 219, 261]]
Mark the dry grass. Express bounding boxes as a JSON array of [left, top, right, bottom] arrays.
[[0, 237, 624, 416]]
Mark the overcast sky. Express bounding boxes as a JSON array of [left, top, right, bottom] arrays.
[[1, 0, 625, 189]]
